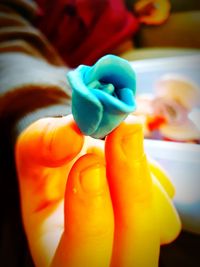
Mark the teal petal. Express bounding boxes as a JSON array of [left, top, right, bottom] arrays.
[[67, 66, 103, 135], [85, 54, 136, 93]]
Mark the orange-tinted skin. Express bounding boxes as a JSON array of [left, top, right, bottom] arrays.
[[16, 115, 181, 267]]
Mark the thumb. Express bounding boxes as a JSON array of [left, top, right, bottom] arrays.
[[15, 115, 84, 267], [16, 115, 84, 168], [105, 116, 160, 267]]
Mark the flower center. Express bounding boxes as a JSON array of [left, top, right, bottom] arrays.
[[87, 80, 115, 95]]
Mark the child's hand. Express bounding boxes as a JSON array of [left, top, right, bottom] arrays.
[[15, 115, 181, 267]]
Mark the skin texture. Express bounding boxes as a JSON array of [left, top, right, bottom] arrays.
[[15, 115, 181, 267]]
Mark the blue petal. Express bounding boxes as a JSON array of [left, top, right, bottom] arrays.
[[84, 54, 136, 93], [67, 66, 103, 136], [91, 88, 136, 138]]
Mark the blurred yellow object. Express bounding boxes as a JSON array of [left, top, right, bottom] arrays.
[[153, 175, 181, 245], [134, 0, 171, 25], [149, 157, 175, 198]]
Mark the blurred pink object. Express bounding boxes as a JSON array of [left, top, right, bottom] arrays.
[[135, 74, 200, 142], [35, 0, 139, 67]]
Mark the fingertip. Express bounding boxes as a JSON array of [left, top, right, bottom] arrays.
[[16, 115, 84, 167], [43, 116, 84, 166], [121, 122, 144, 160], [106, 115, 145, 163], [66, 153, 107, 199], [105, 115, 153, 206]]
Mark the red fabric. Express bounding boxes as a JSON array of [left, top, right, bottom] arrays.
[[34, 0, 139, 67]]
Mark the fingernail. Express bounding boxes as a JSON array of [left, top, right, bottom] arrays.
[[80, 163, 106, 194], [121, 124, 144, 160]]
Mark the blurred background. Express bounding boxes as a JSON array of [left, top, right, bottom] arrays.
[[0, 1, 200, 266], [124, 0, 200, 60]]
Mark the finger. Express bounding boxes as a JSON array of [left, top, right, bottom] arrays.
[[152, 176, 181, 245], [148, 158, 175, 198], [105, 116, 160, 267], [16, 114, 84, 225], [52, 153, 114, 267], [15, 115, 84, 267], [16, 115, 84, 168]]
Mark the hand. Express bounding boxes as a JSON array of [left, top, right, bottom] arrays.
[[15, 115, 181, 267]]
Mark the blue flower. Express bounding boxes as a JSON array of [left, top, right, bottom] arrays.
[[67, 55, 136, 138]]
